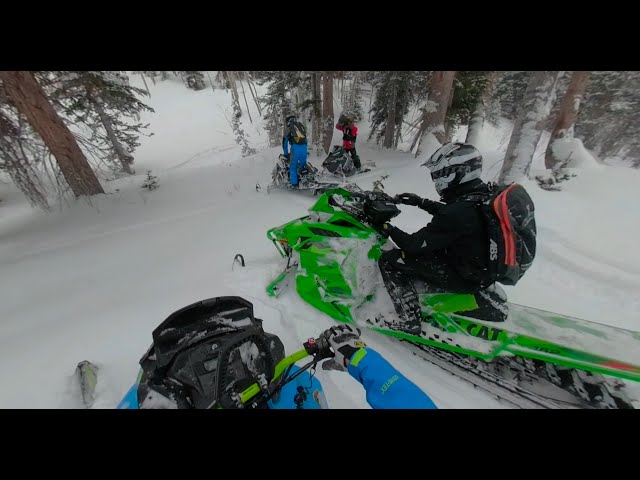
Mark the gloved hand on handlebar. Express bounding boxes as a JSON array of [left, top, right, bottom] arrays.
[[395, 192, 423, 206], [321, 325, 367, 371], [394, 193, 445, 215]]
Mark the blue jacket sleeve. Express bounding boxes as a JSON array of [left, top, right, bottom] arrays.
[[347, 348, 437, 409]]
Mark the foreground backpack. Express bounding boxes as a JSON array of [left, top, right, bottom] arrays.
[[465, 183, 537, 287]]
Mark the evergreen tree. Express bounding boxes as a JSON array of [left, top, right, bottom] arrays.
[[487, 71, 532, 123], [367, 71, 425, 148], [0, 102, 50, 209], [255, 72, 305, 147], [341, 71, 364, 122], [231, 101, 256, 157], [45, 71, 154, 175], [445, 71, 491, 141], [576, 71, 640, 166], [0, 71, 105, 197]]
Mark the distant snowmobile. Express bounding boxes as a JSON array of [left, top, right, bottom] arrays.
[[322, 146, 371, 177], [267, 153, 358, 195]]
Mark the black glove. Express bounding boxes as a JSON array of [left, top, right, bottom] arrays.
[[395, 193, 423, 207], [321, 325, 367, 370]]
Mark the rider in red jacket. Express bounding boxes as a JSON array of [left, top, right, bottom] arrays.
[[336, 114, 362, 171]]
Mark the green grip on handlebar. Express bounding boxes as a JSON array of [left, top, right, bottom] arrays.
[[239, 348, 311, 406]]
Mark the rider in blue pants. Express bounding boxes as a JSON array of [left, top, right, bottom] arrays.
[[282, 114, 308, 187]]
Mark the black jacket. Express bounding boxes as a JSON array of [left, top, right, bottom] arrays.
[[387, 179, 490, 284]]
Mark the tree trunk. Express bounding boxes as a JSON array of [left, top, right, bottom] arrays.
[[226, 71, 241, 112], [443, 80, 457, 142], [499, 71, 562, 184], [466, 71, 498, 145], [206, 71, 216, 94], [239, 79, 253, 123], [415, 71, 457, 156], [139, 74, 151, 96], [383, 80, 397, 148], [0, 71, 104, 196], [90, 95, 134, 174], [347, 72, 359, 116], [321, 72, 334, 154], [544, 71, 591, 170], [311, 72, 319, 147], [247, 78, 262, 116]]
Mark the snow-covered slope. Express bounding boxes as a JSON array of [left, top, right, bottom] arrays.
[[1, 75, 638, 409]]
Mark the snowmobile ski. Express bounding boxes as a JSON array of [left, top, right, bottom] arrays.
[[76, 360, 99, 409]]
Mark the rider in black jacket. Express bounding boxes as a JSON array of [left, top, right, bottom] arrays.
[[374, 143, 494, 334]]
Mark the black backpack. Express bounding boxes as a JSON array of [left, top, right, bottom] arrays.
[[288, 121, 307, 145], [464, 183, 537, 287]]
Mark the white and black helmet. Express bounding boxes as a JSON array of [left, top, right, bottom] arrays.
[[421, 142, 483, 195]]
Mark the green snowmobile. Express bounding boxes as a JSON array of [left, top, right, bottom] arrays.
[[266, 187, 640, 408]]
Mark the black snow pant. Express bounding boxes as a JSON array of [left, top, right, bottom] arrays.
[[379, 249, 480, 294], [345, 147, 361, 169], [378, 249, 482, 332]]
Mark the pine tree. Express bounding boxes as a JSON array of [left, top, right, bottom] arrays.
[[255, 72, 304, 147], [341, 71, 364, 122], [0, 103, 50, 209], [444, 71, 491, 142], [46, 71, 154, 176], [0, 71, 104, 197], [466, 71, 498, 145], [487, 71, 532, 124], [231, 101, 256, 157], [576, 71, 640, 166], [414, 71, 457, 155], [367, 71, 425, 149]]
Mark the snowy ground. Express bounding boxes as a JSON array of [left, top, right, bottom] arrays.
[[1, 76, 639, 409]]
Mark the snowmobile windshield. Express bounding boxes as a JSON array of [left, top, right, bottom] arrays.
[[137, 296, 285, 409]]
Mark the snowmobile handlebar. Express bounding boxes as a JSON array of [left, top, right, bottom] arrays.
[[303, 334, 335, 360], [238, 332, 336, 407]]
